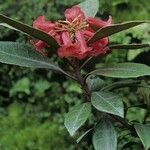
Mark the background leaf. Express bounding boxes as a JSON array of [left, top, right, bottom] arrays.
[[88, 21, 149, 44], [0, 14, 59, 48], [10, 77, 30, 95], [91, 91, 124, 117], [78, 0, 99, 17], [93, 117, 117, 150], [90, 63, 150, 78], [64, 103, 91, 136], [135, 124, 150, 150]]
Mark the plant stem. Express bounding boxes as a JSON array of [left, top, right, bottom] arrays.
[[79, 57, 93, 70], [75, 67, 91, 101], [68, 59, 91, 102]]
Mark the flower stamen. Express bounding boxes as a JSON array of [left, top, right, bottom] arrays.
[[55, 17, 89, 41]]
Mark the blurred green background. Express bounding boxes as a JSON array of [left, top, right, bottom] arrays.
[[0, 0, 149, 149]]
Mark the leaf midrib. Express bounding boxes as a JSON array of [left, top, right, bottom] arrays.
[[94, 92, 121, 116], [71, 105, 86, 134]]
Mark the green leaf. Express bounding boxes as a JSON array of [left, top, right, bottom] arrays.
[[0, 14, 59, 48], [78, 0, 99, 17], [91, 91, 124, 117], [89, 63, 150, 78], [0, 42, 62, 72], [101, 79, 140, 91], [135, 124, 150, 150], [64, 103, 91, 136], [93, 118, 117, 150], [109, 43, 150, 50], [0, 23, 19, 31], [122, 142, 138, 150], [86, 75, 106, 91], [76, 128, 93, 143], [88, 21, 149, 44]]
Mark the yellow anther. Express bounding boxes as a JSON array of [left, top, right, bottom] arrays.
[[55, 17, 88, 42]]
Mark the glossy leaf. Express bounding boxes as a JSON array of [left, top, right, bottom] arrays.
[[64, 103, 91, 136], [109, 43, 150, 50], [89, 63, 150, 78], [0, 42, 62, 72], [91, 91, 124, 117], [0, 14, 59, 48], [88, 21, 149, 44], [93, 118, 117, 150], [135, 124, 150, 150], [78, 0, 99, 17]]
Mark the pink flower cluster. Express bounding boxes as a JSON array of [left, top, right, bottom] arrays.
[[32, 6, 112, 59]]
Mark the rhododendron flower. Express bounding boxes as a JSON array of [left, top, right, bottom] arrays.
[[32, 6, 112, 59]]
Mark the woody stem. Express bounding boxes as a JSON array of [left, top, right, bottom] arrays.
[[68, 59, 91, 102]]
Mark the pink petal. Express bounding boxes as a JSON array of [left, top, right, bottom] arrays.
[[87, 16, 112, 28], [58, 41, 82, 58], [61, 32, 72, 45], [33, 16, 55, 33], [90, 38, 109, 56], [33, 40, 47, 56], [75, 31, 92, 53], [65, 6, 85, 22]]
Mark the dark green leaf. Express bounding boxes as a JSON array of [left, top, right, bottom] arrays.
[[76, 128, 93, 143], [0, 14, 59, 48], [101, 80, 141, 91], [91, 91, 124, 117], [122, 142, 139, 150], [0, 23, 19, 30], [109, 43, 150, 50], [135, 124, 150, 150], [64, 103, 91, 136], [89, 63, 150, 78], [86, 75, 106, 91], [78, 0, 99, 17], [0, 42, 62, 72], [93, 118, 117, 150], [88, 21, 149, 44]]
